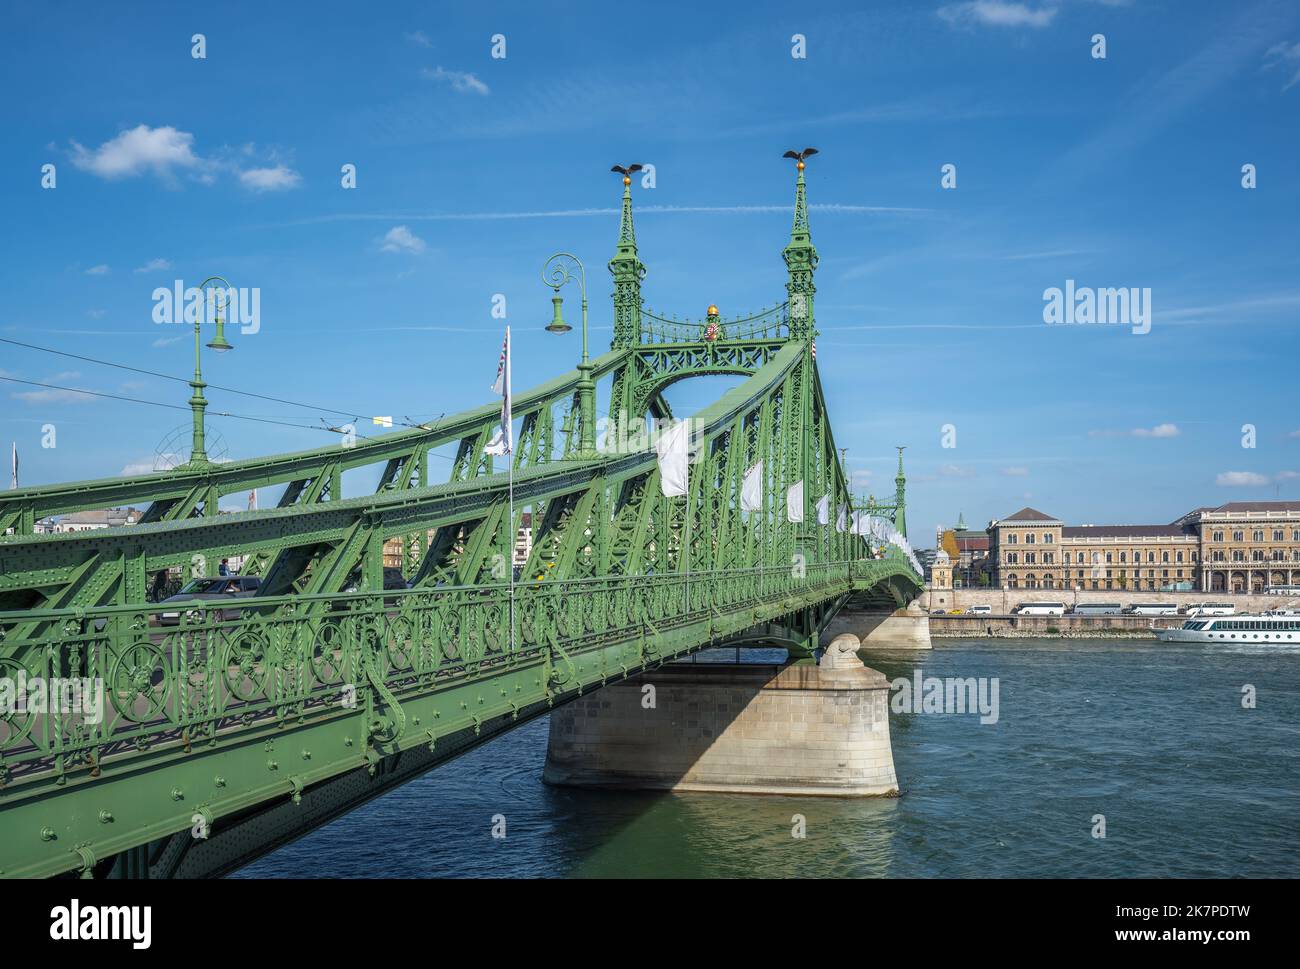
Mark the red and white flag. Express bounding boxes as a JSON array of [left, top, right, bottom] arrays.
[[485, 327, 512, 456]]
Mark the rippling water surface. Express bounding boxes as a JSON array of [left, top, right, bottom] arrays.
[[235, 639, 1300, 878]]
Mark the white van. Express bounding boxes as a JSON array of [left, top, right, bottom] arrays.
[[966, 604, 992, 616], [1014, 602, 1065, 616], [1186, 602, 1235, 617]]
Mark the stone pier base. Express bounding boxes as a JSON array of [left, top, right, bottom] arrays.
[[542, 635, 897, 797], [824, 600, 932, 650]]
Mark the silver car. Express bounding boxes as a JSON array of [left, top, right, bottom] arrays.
[[156, 576, 262, 625]]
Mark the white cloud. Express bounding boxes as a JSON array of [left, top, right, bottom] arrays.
[[9, 372, 97, 405], [1089, 423, 1181, 439], [152, 335, 184, 348], [380, 225, 427, 254], [421, 66, 490, 95], [134, 258, 173, 273], [405, 30, 434, 48], [238, 165, 302, 192], [121, 454, 181, 476], [86, 309, 106, 319], [1132, 423, 1180, 438], [850, 470, 874, 487], [1000, 466, 1029, 476], [84, 264, 110, 275], [69, 124, 203, 180], [938, 1, 1058, 29], [939, 464, 977, 478], [1216, 471, 1270, 487], [1264, 40, 1300, 91]]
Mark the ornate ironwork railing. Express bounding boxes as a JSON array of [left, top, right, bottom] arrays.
[[639, 303, 791, 345], [0, 554, 918, 788]]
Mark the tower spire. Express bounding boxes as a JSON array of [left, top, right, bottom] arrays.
[[782, 149, 819, 341], [894, 446, 908, 539], [608, 169, 645, 349]]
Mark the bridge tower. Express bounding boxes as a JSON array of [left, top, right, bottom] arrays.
[[894, 446, 908, 539]]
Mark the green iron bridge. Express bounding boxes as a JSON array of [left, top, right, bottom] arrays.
[[0, 163, 922, 879]]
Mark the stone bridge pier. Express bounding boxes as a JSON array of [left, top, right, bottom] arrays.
[[822, 599, 932, 650], [542, 635, 898, 797]]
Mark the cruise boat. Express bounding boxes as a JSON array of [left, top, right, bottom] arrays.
[[1156, 612, 1300, 644]]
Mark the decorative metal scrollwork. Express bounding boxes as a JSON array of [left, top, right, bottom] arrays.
[[109, 642, 169, 723]]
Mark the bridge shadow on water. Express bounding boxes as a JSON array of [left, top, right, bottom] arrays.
[[233, 646, 911, 879]]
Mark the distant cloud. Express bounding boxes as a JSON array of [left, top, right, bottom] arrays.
[[1289, 429, 1300, 438], [1216, 471, 1270, 487], [939, 464, 977, 478], [1090, 423, 1180, 439], [84, 264, 110, 275], [1264, 40, 1300, 91], [405, 30, 434, 48], [380, 225, 426, 254], [9, 371, 97, 405], [86, 309, 106, 319], [938, 1, 1058, 29], [134, 258, 173, 273], [1000, 466, 1029, 476], [850, 469, 874, 487], [121, 455, 178, 476], [152, 335, 184, 348], [69, 124, 203, 180], [1132, 423, 1180, 439], [238, 165, 302, 192], [421, 66, 490, 95]]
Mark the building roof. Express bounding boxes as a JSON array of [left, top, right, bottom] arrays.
[[1208, 500, 1300, 514], [58, 507, 140, 526], [956, 535, 989, 551], [1062, 524, 1189, 538], [1000, 507, 1058, 522]]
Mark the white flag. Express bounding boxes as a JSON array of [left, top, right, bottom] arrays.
[[786, 480, 804, 522], [656, 419, 690, 497], [485, 327, 513, 457], [836, 504, 847, 532], [9, 442, 16, 490], [741, 461, 763, 512], [816, 494, 830, 525]]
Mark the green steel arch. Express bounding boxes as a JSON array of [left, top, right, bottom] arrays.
[[0, 163, 921, 879]]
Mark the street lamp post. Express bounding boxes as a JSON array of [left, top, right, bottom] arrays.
[[184, 276, 234, 468], [541, 253, 596, 458]]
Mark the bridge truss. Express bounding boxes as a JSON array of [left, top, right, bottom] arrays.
[[0, 166, 921, 878]]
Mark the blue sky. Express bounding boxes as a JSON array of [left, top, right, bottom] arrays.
[[2, 0, 1298, 541]]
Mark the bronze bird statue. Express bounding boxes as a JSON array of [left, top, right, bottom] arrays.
[[783, 147, 819, 168], [611, 163, 644, 186]]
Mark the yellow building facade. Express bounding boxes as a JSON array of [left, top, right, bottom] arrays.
[[988, 502, 1300, 593]]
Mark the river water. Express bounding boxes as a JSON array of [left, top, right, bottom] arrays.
[[234, 638, 1300, 878]]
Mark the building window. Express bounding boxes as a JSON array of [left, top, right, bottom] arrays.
[[1147, 552, 1155, 563], [1233, 531, 1244, 542], [1274, 530, 1284, 542], [1162, 552, 1169, 563], [1176, 551, 1183, 563], [1119, 552, 1126, 563], [1213, 531, 1224, 542], [1044, 533, 1053, 543], [1253, 530, 1264, 542], [1025, 533, 1035, 544], [1008, 533, 1017, 544]]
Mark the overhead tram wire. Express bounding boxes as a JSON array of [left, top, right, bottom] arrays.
[[0, 336, 434, 431], [0, 373, 459, 462], [0, 374, 376, 437]]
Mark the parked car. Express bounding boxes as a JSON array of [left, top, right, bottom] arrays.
[[156, 576, 262, 625], [966, 604, 992, 616]]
